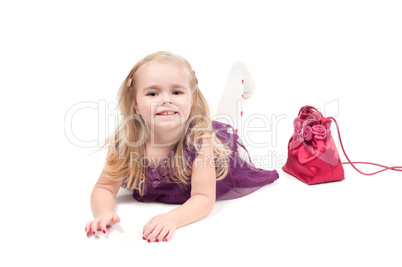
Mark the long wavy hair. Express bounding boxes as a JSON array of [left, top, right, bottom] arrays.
[[90, 51, 232, 196]]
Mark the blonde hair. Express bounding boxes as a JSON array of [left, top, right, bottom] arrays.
[[91, 51, 232, 196]]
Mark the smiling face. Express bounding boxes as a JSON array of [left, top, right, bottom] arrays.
[[134, 62, 194, 132]]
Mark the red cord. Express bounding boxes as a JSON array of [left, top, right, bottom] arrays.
[[328, 117, 402, 175]]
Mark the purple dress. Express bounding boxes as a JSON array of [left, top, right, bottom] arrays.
[[127, 120, 279, 204]]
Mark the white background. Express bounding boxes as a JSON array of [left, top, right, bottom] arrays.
[[1, 0, 401, 266]]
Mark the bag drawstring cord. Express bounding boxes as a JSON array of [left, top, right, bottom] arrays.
[[329, 117, 402, 175]]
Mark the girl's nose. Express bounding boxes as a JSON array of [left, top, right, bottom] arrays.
[[162, 101, 173, 106]]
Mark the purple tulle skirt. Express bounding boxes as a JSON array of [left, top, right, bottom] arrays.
[[126, 120, 279, 204]]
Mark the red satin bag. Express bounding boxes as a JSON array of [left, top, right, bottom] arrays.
[[282, 105, 401, 184], [282, 106, 344, 184]]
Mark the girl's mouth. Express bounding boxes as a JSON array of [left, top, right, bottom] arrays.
[[156, 111, 178, 117]]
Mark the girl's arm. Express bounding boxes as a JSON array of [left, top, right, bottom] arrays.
[[90, 169, 122, 217], [142, 138, 216, 242], [85, 166, 123, 236]]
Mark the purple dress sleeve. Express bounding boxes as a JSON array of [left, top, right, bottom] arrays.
[[129, 120, 279, 204]]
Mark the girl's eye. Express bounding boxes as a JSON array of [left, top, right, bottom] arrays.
[[147, 91, 182, 96]]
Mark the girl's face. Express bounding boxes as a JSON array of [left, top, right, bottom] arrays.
[[134, 62, 194, 132]]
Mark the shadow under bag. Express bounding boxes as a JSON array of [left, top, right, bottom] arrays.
[[282, 105, 402, 185]]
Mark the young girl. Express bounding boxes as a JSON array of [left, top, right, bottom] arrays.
[[85, 51, 279, 242]]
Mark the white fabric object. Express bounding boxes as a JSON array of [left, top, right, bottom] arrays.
[[215, 62, 256, 138]]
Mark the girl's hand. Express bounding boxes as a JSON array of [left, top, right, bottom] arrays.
[[142, 213, 177, 242], [85, 211, 120, 237]]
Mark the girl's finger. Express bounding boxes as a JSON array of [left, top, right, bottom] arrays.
[[99, 217, 107, 234], [164, 228, 174, 242], [85, 221, 93, 233], [85, 221, 94, 236], [142, 221, 157, 241], [147, 224, 163, 242], [90, 218, 101, 236], [155, 226, 169, 242], [111, 213, 121, 225], [142, 220, 151, 235]]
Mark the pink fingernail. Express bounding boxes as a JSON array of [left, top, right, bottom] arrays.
[[142, 236, 146, 240], [147, 239, 151, 243], [103, 230, 106, 234], [156, 239, 159, 242], [164, 238, 168, 242], [93, 231, 96, 235]]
